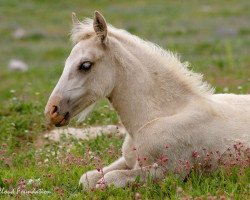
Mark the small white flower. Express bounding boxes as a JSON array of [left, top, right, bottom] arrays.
[[152, 163, 158, 169], [27, 179, 34, 185], [35, 178, 41, 185], [223, 87, 229, 93], [44, 158, 49, 163], [10, 89, 16, 93], [237, 86, 242, 90]]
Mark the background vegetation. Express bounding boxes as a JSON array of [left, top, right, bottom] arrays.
[[0, 0, 249, 199]]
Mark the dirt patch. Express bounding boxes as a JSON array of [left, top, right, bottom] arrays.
[[35, 125, 127, 148]]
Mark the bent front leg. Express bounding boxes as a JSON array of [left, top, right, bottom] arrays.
[[96, 165, 166, 188], [79, 157, 129, 189]]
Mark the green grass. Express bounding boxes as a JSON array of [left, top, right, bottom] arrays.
[[0, 0, 250, 199]]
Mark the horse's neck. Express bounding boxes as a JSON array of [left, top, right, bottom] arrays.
[[109, 35, 198, 135]]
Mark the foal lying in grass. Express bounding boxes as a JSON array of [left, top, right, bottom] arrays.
[[45, 11, 250, 189]]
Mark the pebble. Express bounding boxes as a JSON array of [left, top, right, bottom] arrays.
[[8, 59, 28, 71]]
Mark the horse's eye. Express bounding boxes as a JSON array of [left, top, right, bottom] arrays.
[[79, 61, 92, 71]]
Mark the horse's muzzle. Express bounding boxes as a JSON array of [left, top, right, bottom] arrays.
[[45, 96, 70, 127]]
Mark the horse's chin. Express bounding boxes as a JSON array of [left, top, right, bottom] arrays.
[[55, 122, 68, 127], [75, 102, 96, 122], [54, 117, 70, 127]]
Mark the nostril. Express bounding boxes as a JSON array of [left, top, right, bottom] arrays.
[[51, 106, 58, 115], [64, 112, 70, 120]]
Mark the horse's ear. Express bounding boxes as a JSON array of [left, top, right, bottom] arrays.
[[93, 11, 108, 44], [72, 12, 81, 27]]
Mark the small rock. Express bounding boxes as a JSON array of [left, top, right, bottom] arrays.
[[8, 59, 28, 71], [134, 192, 142, 200], [12, 27, 26, 39]]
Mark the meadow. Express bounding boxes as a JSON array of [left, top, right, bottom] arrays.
[[0, 0, 250, 199]]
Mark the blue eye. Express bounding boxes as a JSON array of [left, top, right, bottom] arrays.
[[79, 61, 92, 71]]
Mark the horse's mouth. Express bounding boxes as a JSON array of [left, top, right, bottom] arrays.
[[45, 96, 94, 127], [55, 112, 70, 127]]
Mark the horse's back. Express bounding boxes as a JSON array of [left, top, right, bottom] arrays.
[[206, 93, 250, 145], [211, 93, 250, 106]]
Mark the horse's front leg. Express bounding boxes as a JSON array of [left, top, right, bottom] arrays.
[[80, 134, 136, 189], [95, 164, 166, 188], [79, 156, 128, 189]]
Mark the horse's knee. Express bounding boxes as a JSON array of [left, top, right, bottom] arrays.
[[122, 135, 137, 168]]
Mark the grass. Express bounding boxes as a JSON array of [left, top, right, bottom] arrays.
[[0, 0, 250, 199]]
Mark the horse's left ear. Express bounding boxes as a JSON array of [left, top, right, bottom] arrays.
[[72, 12, 81, 27], [93, 11, 108, 44]]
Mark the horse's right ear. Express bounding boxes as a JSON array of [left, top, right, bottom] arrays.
[[72, 12, 81, 27], [93, 11, 108, 44]]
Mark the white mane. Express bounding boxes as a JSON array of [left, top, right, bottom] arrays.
[[71, 18, 214, 96]]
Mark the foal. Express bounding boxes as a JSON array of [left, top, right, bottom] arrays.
[[45, 11, 250, 188]]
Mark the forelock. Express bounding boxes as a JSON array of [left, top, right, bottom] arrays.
[[70, 18, 95, 44]]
